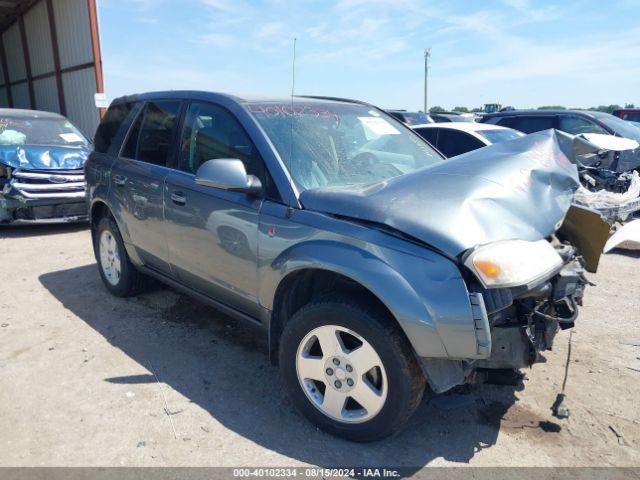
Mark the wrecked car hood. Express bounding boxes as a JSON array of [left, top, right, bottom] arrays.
[[300, 129, 581, 258], [0, 145, 90, 170], [573, 133, 640, 172]]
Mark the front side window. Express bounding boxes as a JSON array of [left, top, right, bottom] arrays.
[[121, 101, 181, 165], [0, 115, 88, 147], [558, 115, 608, 135], [246, 102, 442, 191], [177, 102, 261, 177]]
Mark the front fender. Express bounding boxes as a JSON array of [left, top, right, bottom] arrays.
[[260, 239, 478, 359]]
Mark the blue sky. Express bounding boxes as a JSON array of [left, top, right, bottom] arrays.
[[98, 0, 640, 110]]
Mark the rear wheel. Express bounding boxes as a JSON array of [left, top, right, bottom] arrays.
[[95, 215, 146, 297], [279, 297, 425, 442]]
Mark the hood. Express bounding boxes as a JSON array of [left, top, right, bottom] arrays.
[[0, 145, 90, 170], [300, 129, 582, 258]]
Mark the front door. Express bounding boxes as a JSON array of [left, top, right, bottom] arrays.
[[164, 101, 266, 316], [111, 100, 181, 274]]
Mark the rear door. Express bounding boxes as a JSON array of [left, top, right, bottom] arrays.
[[111, 100, 182, 274], [164, 101, 268, 316]]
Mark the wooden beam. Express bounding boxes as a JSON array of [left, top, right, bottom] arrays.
[[17, 13, 34, 109], [0, 35, 12, 107], [45, 0, 64, 115], [86, 0, 104, 117]]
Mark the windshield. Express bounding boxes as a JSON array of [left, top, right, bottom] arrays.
[[591, 112, 640, 142], [0, 116, 89, 147], [247, 102, 442, 191], [478, 129, 525, 144]]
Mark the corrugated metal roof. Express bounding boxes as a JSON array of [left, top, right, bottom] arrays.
[[0, 0, 38, 33]]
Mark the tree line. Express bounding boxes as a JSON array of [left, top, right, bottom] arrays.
[[428, 103, 636, 114]]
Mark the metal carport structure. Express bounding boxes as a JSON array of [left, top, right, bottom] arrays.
[[0, 0, 103, 137]]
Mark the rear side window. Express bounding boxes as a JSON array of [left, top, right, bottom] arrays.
[[436, 130, 485, 158], [93, 102, 133, 153], [500, 116, 554, 133], [121, 101, 181, 166]]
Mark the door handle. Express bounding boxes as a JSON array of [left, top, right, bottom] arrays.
[[113, 174, 127, 186], [170, 191, 187, 205]]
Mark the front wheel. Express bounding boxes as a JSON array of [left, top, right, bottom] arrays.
[[279, 298, 425, 442]]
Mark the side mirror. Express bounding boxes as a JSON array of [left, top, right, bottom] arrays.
[[195, 158, 262, 195]]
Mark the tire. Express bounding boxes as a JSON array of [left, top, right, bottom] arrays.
[[94, 215, 146, 297], [279, 297, 425, 442]]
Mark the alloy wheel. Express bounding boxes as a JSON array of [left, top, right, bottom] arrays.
[[99, 230, 121, 286], [295, 324, 388, 423]]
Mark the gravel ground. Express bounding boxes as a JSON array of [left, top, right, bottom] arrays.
[[0, 224, 638, 469]]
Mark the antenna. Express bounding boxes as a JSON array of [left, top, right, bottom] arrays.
[[286, 38, 297, 215], [291, 37, 297, 100]]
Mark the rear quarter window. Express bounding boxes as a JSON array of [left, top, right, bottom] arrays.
[[93, 102, 134, 154]]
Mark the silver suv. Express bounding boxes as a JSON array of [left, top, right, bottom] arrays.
[[86, 91, 604, 441]]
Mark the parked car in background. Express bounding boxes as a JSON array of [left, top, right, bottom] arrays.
[[430, 111, 476, 123], [481, 109, 640, 142], [411, 122, 524, 158], [87, 91, 604, 442], [612, 108, 640, 123], [0, 109, 91, 224], [386, 109, 433, 125]]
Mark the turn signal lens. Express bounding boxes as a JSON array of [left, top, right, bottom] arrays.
[[464, 239, 563, 288], [473, 260, 501, 279]]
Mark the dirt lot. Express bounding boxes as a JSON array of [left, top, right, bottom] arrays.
[[0, 224, 639, 469]]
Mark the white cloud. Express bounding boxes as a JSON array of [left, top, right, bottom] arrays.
[[255, 22, 287, 39], [101, 0, 640, 109], [197, 32, 235, 46]]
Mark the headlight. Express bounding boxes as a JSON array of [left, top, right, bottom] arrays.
[[464, 239, 563, 288]]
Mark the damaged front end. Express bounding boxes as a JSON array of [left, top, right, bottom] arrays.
[[461, 204, 609, 379], [300, 130, 612, 392], [0, 146, 89, 224], [569, 133, 640, 223], [470, 236, 592, 372]]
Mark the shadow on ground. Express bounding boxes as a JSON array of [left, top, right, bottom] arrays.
[[0, 223, 88, 239], [608, 247, 640, 259], [39, 264, 545, 471]]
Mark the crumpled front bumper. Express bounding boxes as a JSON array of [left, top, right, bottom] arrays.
[[0, 168, 87, 224]]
